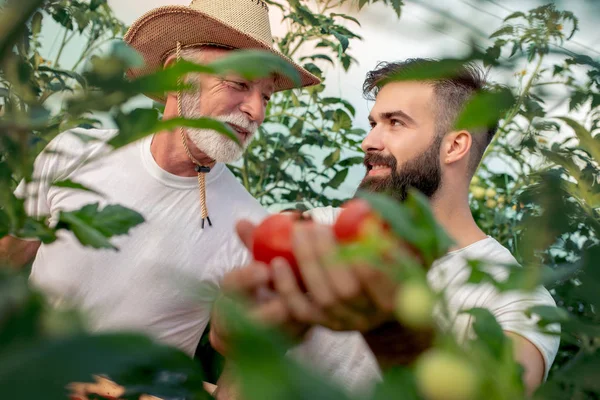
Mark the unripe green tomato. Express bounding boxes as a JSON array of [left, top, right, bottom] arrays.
[[415, 349, 479, 400], [471, 186, 485, 200], [394, 281, 435, 329], [485, 188, 497, 198], [485, 199, 498, 208]]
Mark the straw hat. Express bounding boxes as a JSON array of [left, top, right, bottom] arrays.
[[124, 0, 321, 103]]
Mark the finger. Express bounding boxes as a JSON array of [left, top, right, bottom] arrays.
[[271, 257, 326, 325], [295, 225, 368, 330], [291, 224, 335, 307], [313, 228, 363, 308], [221, 262, 271, 298], [249, 297, 290, 326], [236, 219, 257, 250], [354, 265, 397, 315]]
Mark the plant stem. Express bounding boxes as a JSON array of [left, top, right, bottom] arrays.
[[481, 53, 545, 164], [72, 36, 118, 71], [53, 28, 71, 68]]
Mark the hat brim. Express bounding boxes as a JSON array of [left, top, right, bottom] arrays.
[[124, 5, 321, 103]]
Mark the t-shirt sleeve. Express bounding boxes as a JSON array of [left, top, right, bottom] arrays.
[[483, 285, 560, 379], [14, 129, 113, 221]]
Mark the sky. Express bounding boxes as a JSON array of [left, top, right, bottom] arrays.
[[38, 0, 600, 201]]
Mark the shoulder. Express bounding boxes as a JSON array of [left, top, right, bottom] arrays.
[[428, 237, 517, 288], [305, 206, 342, 226], [32, 128, 119, 179], [42, 128, 119, 164]]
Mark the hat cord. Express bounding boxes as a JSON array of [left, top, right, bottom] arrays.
[[177, 41, 212, 229]]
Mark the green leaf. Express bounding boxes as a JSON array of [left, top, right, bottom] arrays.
[[327, 169, 349, 189], [490, 25, 514, 38], [463, 308, 505, 360], [339, 156, 364, 167], [38, 66, 87, 90], [332, 109, 352, 132], [358, 191, 453, 265], [358, 0, 370, 10], [568, 90, 589, 111], [390, 0, 403, 18], [331, 30, 349, 52], [557, 117, 600, 162], [0, 333, 207, 399], [466, 260, 541, 292], [57, 203, 144, 250], [323, 149, 341, 168], [19, 218, 57, 244], [384, 59, 469, 84], [503, 11, 525, 21], [454, 88, 516, 133], [526, 305, 570, 328], [330, 13, 361, 26], [299, 54, 334, 65], [0, 0, 44, 60], [90, 0, 106, 11], [0, 209, 9, 238], [208, 50, 301, 87], [109, 109, 238, 149], [30, 11, 42, 37], [52, 180, 101, 195]]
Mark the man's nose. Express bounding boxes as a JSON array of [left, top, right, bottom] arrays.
[[361, 127, 385, 153], [239, 89, 266, 124]]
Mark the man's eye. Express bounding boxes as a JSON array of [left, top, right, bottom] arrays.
[[369, 122, 376, 129], [391, 119, 405, 127], [228, 81, 249, 90]]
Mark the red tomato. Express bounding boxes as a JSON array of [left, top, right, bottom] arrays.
[[252, 213, 308, 287], [334, 198, 383, 243]]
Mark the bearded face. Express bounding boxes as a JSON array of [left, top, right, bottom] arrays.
[[181, 87, 259, 164], [357, 134, 443, 202]]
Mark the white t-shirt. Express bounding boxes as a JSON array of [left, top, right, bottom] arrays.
[[16, 128, 267, 356], [290, 206, 560, 394]]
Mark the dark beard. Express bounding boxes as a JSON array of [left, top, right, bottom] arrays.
[[357, 137, 442, 202]]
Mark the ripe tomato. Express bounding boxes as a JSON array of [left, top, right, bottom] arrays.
[[252, 213, 308, 288], [333, 198, 384, 243]]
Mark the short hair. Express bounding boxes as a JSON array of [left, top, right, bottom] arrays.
[[363, 59, 498, 174]]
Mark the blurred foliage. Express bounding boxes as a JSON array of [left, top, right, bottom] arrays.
[[468, 4, 600, 398], [0, 0, 599, 399]]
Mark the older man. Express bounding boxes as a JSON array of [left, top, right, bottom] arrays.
[[0, 0, 318, 358]]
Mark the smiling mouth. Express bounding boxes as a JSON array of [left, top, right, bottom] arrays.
[[367, 163, 392, 172], [227, 123, 250, 141]]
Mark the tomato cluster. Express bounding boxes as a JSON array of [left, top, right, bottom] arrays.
[[251, 199, 384, 285]]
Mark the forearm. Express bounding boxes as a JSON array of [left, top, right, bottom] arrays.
[[0, 236, 40, 269], [362, 321, 434, 369]]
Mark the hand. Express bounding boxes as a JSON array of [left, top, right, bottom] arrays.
[[209, 261, 310, 357], [273, 222, 398, 332]]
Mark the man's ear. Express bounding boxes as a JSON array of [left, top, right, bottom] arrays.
[[164, 53, 178, 69], [441, 130, 472, 165]]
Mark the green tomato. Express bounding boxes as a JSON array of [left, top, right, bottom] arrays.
[[416, 349, 479, 400], [485, 199, 498, 208], [485, 188, 497, 198], [394, 281, 435, 329], [471, 186, 486, 200]]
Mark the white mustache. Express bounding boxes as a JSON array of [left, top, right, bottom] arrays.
[[215, 113, 259, 138]]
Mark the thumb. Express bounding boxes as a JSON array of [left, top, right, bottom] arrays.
[[236, 219, 257, 250]]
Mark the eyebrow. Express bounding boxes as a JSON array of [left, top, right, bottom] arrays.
[[368, 110, 417, 126]]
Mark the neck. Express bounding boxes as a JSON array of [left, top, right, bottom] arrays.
[[150, 128, 216, 177], [429, 183, 488, 252]]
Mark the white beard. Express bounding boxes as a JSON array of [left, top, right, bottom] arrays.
[[181, 90, 258, 163]]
